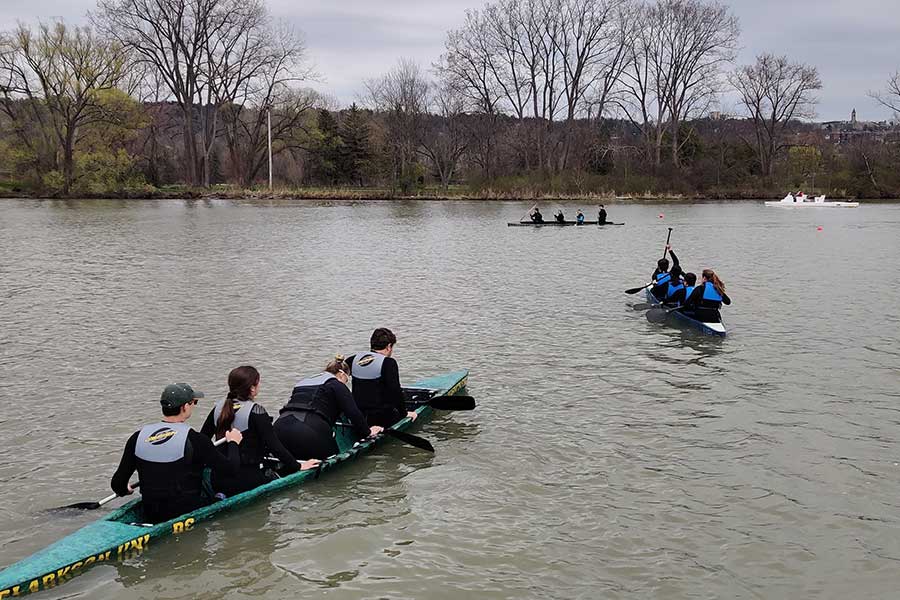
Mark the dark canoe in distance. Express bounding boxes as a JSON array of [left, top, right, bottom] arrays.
[[507, 221, 625, 227], [0, 370, 469, 598]]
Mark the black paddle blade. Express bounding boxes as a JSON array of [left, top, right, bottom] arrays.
[[428, 395, 476, 411], [384, 428, 435, 452], [646, 308, 669, 323], [624, 286, 645, 295], [46, 501, 101, 512], [631, 303, 654, 310]]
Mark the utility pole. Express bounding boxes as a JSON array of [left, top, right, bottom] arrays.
[[267, 108, 273, 190]]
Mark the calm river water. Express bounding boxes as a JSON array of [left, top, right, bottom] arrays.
[[0, 199, 898, 599]]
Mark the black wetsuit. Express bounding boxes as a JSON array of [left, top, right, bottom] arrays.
[[111, 427, 240, 523], [345, 353, 406, 427], [650, 250, 679, 300], [555, 213, 565, 223], [531, 211, 544, 223], [200, 405, 298, 496], [682, 283, 731, 322], [274, 376, 371, 460], [598, 208, 607, 224]]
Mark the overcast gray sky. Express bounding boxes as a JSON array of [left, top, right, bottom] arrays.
[[1, 0, 896, 121]]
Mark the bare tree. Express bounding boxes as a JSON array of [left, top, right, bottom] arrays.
[[93, 0, 216, 186], [0, 22, 130, 193], [870, 71, 900, 116], [730, 54, 821, 178], [552, 0, 630, 169], [419, 82, 469, 189], [617, 0, 737, 169], [365, 59, 430, 193]]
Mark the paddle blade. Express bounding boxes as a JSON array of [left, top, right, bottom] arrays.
[[624, 286, 645, 295], [428, 395, 476, 411], [46, 501, 102, 512], [646, 308, 669, 323], [631, 303, 654, 311], [385, 428, 435, 452]]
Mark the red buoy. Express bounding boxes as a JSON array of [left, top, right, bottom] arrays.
[[658, 213, 664, 219], [817, 226, 823, 231]]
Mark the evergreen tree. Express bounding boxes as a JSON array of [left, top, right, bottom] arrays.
[[310, 108, 342, 184], [337, 103, 373, 185]]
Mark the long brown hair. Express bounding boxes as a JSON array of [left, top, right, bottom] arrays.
[[702, 269, 726, 295], [216, 366, 260, 438]]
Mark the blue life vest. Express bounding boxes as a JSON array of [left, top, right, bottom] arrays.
[[684, 285, 695, 300], [654, 272, 671, 285], [666, 281, 684, 299], [576, 213, 584, 223], [701, 281, 723, 303]]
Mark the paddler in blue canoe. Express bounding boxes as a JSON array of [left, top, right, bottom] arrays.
[[650, 245, 680, 300], [111, 383, 243, 523], [682, 269, 731, 322]]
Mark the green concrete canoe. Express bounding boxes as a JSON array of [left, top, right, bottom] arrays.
[[0, 369, 469, 598]]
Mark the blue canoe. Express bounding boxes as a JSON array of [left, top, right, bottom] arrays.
[[0, 369, 469, 598], [645, 289, 727, 337]]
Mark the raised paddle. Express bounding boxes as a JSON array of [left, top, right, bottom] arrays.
[[625, 227, 673, 294], [49, 436, 228, 512]]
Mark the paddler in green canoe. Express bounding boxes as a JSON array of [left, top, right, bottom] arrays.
[[110, 383, 243, 523], [344, 328, 418, 427]]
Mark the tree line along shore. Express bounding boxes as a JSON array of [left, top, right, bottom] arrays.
[[1, 0, 899, 201]]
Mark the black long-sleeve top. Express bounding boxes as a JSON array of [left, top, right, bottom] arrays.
[[345, 354, 405, 420], [200, 404, 299, 474], [651, 249, 679, 280], [683, 283, 732, 311], [280, 377, 370, 440], [111, 427, 240, 497]]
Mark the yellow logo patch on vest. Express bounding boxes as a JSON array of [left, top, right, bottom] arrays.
[[358, 355, 375, 366], [146, 428, 176, 445]]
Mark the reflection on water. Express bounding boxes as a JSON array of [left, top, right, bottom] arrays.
[[1, 200, 899, 599]]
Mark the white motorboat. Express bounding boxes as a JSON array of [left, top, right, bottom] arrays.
[[764, 193, 859, 208]]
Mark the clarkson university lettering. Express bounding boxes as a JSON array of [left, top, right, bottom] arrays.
[[0, 534, 150, 597]]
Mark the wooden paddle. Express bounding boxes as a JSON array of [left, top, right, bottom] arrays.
[[49, 436, 228, 512], [625, 227, 673, 294]]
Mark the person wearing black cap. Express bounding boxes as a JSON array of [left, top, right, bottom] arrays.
[[110, 383, 243, 523], [344, 328, 418, 427]]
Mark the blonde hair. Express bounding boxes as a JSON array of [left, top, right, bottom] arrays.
[[324, 354, 349, 375]]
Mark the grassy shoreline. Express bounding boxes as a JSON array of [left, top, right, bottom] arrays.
[[0, 185, 895, 202]]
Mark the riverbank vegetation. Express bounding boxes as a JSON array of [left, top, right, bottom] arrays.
[[1, 0, 899, 200]]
